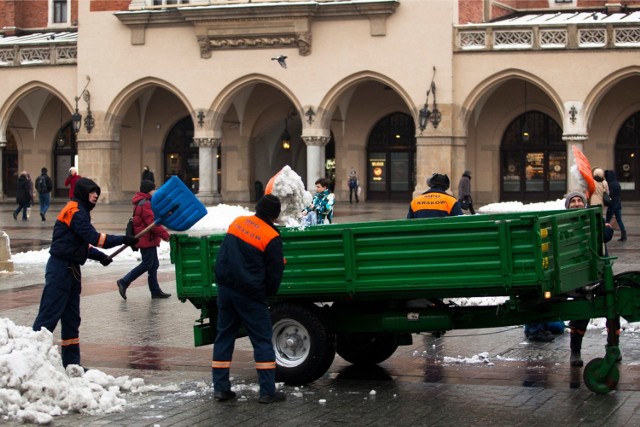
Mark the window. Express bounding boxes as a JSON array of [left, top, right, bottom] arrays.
[[52, 0, 68, 24], [554, 0, 573, 4], [152, 0, 190, 5]]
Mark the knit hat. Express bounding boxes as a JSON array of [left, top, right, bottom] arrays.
[[41, 167, 48, 174], [255, 194, 281, 220], [463, 170, 471, 177], [565, 191, 587, 209], [140, 179, 156, 194], [427, 173, 450, 190]]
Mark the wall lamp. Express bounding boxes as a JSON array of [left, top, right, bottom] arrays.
[[418, 66, 441, 131], [280, 118, 291, 150], [72, 76, 93, 134]]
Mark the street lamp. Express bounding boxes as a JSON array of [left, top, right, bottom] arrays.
[[72, 75, 93, 134]]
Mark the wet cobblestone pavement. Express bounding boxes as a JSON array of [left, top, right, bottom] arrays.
[[1, 199, 640, 425]]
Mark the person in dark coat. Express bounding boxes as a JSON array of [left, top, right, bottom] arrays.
[[32, 178, 138, 369], [407, 173, 463, 219], [141, 165, 155, 183], [35, 167, 54, 222], [604, 170, 627, 242], [116, 180, 171, 300], [212, 194, 286, 404], [457, 170, 476, 215], [13, 171, 31, 221], [563, 191, 617, 367], [64, 167, 81, 199]]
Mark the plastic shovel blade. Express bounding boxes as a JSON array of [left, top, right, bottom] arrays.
[[151, 176, 207, 231]]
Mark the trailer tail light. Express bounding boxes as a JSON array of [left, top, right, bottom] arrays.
[[541, 242, 549, 253], [542, 257, 549, 269]]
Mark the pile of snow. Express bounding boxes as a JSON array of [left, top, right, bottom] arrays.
[[265, 165, 312, 226], [478, 199, 565, 214], [0, 318, 152, 424]]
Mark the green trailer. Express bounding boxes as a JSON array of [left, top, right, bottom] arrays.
[[170, 207, 640, 394]]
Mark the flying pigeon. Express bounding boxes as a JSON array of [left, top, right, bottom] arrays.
[[271, 55, 287, 69]]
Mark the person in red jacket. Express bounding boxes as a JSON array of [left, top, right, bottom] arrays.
[[116, 180, 171, 300], [64, 167, 81, 199]]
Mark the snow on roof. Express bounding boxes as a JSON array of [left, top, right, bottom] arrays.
[[0, 32, 77, 46], [464, 11, 640, 27]]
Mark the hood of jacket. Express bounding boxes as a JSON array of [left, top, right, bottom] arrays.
[[72, 178, 101, 211]]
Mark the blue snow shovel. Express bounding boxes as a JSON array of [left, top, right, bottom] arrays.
[[107, 176, 207, 260]]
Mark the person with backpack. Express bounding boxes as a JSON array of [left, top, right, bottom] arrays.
[[116, 180, 171, 300], [35, 167, 54, 222], [13, 171, 32, 221]]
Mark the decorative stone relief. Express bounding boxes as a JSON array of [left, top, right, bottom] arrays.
[[193, 137, 222, 148], [302, 136, 330, 147]]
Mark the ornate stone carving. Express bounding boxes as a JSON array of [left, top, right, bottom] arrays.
[[198, 32, 312, 58], [302, 136, 330, 147], [193, 138, 222, 148]]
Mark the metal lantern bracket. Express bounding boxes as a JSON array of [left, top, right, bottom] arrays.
[[72, 76, 93, 134], [419, 66, 441, 132]]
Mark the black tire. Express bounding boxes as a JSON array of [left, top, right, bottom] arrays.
[[271, 304, 336, 385], [336, 333, 398, 365]]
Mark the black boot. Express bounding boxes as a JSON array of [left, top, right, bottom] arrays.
[[570, 333, 583, 367], [619, 231, 627, 242]]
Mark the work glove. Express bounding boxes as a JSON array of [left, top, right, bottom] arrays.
[[123, 236, 138, 247], [100, 257, 112, 267]]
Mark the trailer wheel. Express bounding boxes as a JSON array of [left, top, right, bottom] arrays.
[[271, 304, 336, 385], [583, 357, 619, 394], [336, 333, 398, 365]]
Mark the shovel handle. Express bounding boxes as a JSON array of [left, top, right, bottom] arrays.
[[106, 222, 157, 261]]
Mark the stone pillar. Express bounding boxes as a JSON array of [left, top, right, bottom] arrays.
[[193, 137, 222, 206], [0, 141, 5, 201], [302, 135, 330, 190], [563, 134, 588, 192], [77, 139, 122, 203], [414, 135, 454, 196]]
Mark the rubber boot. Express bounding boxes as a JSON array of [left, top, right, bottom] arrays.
[[570, 333, 583, 367], [619, 230, 627, 242]]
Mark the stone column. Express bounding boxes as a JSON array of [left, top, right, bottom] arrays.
[[414, 135, 454, 196], [0, 141, 5, 201], [302, 135, 330, 190], [193, 137, 222, 206], [77, 139, 122, 203], [563, 134, 588, 192]]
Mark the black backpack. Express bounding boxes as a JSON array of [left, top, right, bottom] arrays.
[[125, 199, 147, 251], [36, 176, 48, 193]]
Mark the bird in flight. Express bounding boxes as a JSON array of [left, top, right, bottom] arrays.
[[271, 55, 287, 69]]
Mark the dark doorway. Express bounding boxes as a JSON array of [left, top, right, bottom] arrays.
[[615, 111, 640, 200], [500, 111, 566, 202], [53, 122, 78, 198], [163, 116, 198, 193], [2, 130, 18, 197], [366, 112, 416, 201]]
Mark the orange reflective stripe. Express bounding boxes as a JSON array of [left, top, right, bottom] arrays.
[[227, 215, 278, 252], [57, 201, 79, 227], [212, 360, 232, 369], [410, 192, 458, 215], [96, 233, 107, 248], [255, 361, 276, 370], [61, 338, 80, 346]]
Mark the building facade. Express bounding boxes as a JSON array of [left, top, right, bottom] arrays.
[[1, 0, 639, 205]]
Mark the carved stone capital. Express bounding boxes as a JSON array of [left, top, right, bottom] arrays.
[[562, 134, 588, 142], [193, 137, 222, 148], [302, 136, 330, 147]]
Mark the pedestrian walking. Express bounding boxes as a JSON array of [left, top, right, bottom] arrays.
[[32, 178, 138, 370], [604, 170, 627, 242], [457, 170, 476, 214], [64, 167, 81, 199], [348, 168, 359, 203], [116, 180, 171, 300], [13, 171, 31, 221], [212, 194, 286, 404], [408, 173, 463, 218], [35, 167, 54, 222], [141, 165, 155, 183]]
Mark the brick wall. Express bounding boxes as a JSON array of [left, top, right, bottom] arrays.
[[0, 0, 82, 34], [91, 1, 130, 12]]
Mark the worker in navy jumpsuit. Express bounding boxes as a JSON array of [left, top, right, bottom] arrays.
[[33, 178, 137, 368], [212, 194, 285, 402]]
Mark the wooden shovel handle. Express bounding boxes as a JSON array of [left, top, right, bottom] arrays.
[[106, 222, 156, 261]]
